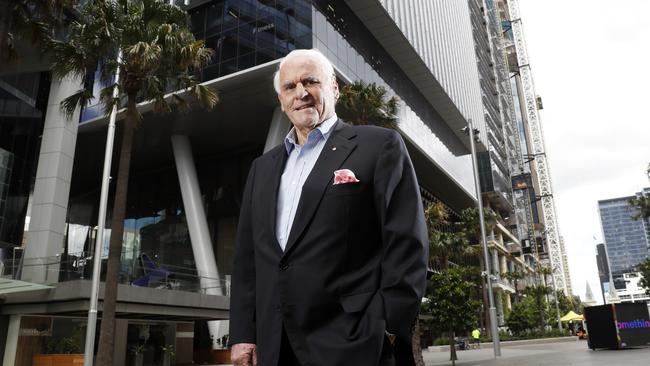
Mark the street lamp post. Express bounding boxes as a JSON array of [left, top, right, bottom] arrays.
[[83, 50, 122, 366], [466, 119, 501, 357]]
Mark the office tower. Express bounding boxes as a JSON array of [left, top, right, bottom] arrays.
[[0, 0, 511, 361], [598, 189, 650, 275], [500, 0, 569, 294]]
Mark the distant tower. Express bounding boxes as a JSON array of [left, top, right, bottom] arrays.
[[583, 281, 597, 307], [607, 280, 621, 304], [507, 0, 569, 293], [598, 191, 650, 275]]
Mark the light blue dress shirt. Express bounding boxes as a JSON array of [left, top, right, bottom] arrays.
[[276, 114, 338, 251]]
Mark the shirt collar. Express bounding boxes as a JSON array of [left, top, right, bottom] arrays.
[[284, 114, 338, 154]]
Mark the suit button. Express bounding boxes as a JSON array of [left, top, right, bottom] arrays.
[[279, 262, 289, 271]]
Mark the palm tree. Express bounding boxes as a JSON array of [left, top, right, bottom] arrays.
[[524, 284, 551, 330], [630, 195, 650, 219], [503, 270, 525, 303], [0, 0, 76, 64], [338, 80, 399, 128], [458, 207, 497, 245], [629, 163, 650, 218], [425, 201, 469, 269], [537, 265, 552, 288], [456, 207, 497, 337], [49, 1, 217, 365]]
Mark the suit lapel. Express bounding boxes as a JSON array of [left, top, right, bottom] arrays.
[[282, 121, 357, 257], [264, 146, 288, 256]]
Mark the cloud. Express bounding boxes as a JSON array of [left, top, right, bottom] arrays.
[[519, 0, 650, 299]]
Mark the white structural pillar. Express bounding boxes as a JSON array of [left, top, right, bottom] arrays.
[[171, 135, 222, 294], [2, 315, 21, 366], [22, 77, 81, 284], [264, 107, 291, 153], [171, 135, 224, 346]]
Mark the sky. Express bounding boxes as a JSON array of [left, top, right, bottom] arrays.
[[517, 0, 650, 302]]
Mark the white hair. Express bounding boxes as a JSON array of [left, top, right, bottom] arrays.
[[273, 49, 336, 94]]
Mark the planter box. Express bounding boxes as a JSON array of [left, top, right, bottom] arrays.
[[194, 348, 230, 364], [212, 349, 231, 363], [33, 354, 84, 366]]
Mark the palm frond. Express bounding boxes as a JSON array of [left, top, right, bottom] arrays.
[[152, 95, 171, 114], [125, 41, 161, 70], [171, 93, 189, 111], [49, 37, 88, 80], [99, 84, 121, 116], [339, 81, 399, 129], [192, 84, 219, 110], [51, 0, 219, 127], [60, 88, 94, 119]]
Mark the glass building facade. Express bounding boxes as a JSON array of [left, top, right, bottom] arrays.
[[0, 0, 524, 362], [598, 191, 650, 274], [0, 72, 50, 249], [81, 0, 312, 123], [71, 0, 315, 291], [188, 0, 312, 81]]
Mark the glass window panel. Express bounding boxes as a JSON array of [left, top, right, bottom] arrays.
[[202, 64, 220, 83], [189, 8, 205, 35], [205, 3, 225, 38], [238, 51, 255, 71], [256, 47, 275, 64], [220, 35, 238, 61], [221, 57, 238, 75], [238, 20, 257, 53]]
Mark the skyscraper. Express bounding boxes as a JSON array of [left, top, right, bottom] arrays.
[[0, 0, 501, 361], [598, 189, 650, 275]]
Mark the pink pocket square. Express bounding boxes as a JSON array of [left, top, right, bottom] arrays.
[[333, 169, 360, 185]]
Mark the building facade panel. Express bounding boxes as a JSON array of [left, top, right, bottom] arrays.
[[313, 1, 476, 198], [599, 192, 650, 275]]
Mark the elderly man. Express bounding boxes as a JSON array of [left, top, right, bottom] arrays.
[[229, 49, 428, 366]]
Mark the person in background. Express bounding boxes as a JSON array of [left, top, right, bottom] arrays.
[[471, 328, 481, 349]]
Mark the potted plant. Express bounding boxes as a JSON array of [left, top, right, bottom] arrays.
[[33, 325, 85, 366], [212, 334, 230, 364], [130, 344, 145, 366], [161, 344, 175, 366]]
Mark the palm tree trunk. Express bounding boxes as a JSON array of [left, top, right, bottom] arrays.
[[513, 279, 519, 303], [412, 319, 425, 366], [543, 276, 551, 306], [95, 97, 137, 366]]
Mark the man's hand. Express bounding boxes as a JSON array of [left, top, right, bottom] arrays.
[[231, 343, 257, 366]]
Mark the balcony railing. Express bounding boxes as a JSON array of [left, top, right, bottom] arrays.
[[0, 250, 230, 297]]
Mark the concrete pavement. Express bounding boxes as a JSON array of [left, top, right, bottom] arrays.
[[424, 338, 650, 366], [187, 339, 650, 366]]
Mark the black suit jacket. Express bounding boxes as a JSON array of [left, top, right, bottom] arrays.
[[229, 121, 428, 366]]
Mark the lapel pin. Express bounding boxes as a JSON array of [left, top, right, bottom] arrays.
[[332, 147, 337, 151]]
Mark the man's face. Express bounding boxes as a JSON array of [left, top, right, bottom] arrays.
[[277, 55, 339, 130]]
